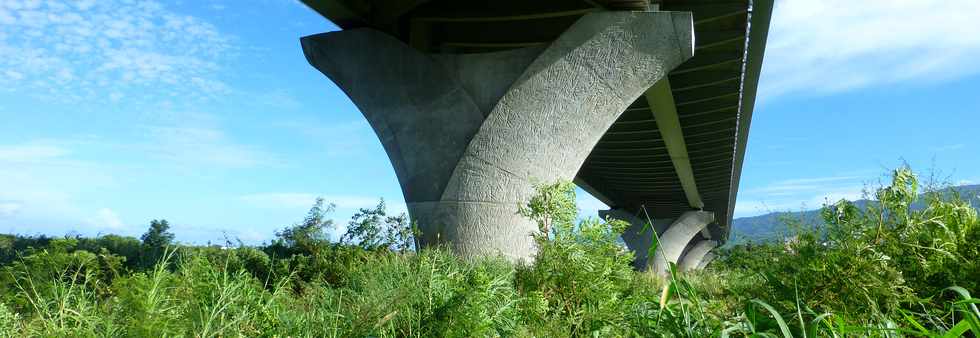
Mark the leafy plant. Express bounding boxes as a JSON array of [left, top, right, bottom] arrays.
[[0, 168, 975, 336]]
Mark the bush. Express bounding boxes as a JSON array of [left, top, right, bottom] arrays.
[[714, 167, 980, 332], [0, 169, 976, 336]]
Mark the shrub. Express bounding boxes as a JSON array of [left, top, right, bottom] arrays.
[[0, 169, 976, 336]]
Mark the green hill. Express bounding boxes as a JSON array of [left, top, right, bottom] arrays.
[[730, 184, 980, 244]]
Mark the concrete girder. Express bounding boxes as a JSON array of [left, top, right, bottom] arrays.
[[645, 79, 703, 210], [302, 11, 695, 261], [678, 239, 717, 271], [727, 0, 775, 232], [651, 210, 714, 275]]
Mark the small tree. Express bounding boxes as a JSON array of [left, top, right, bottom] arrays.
[[275, 197, 335, 255], [141, 219, 174, 248], [140, 219, 174, 267], [341, 199, 415, 251], [519, 180, 578, 235]]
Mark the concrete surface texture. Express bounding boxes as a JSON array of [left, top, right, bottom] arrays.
[[599, 208, 675, 270], [696, 252, 716, 270], [302, 11, 694, 261], [678, 240, 718, 271], [651, 211, 715, 275]]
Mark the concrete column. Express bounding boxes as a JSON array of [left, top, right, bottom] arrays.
[[651, 211, 714, 275], [696, 252, 716, 270], [678, 239, 717, 271], [302, 11, 694, 261], [599, 209, 672, 270]]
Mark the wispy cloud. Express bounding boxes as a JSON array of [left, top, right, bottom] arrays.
[[762, 0, 980, 99], [0, 126, 277, 235], [929, 144, 966, 152], [0, 201, 22, 217], [86, 208, 125, 230], [0, 0, 233, 104], [256, 90, 303, 110], [0, 143, 68, 162], [0, 139, 120, 234], [277, 119, 378, 157], [138, 125, 279, 169], [735, 174, 871, 217], [745, 175, 865, 196]]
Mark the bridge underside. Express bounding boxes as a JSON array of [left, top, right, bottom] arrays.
[[299, 0, 772, 270]]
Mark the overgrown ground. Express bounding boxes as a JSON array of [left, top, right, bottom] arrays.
[[0, 168, 978, 337]]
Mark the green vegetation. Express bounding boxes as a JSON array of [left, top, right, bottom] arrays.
[[0, 168, 977, 337]]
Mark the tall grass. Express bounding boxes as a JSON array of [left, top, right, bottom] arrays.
[[0, 168, 976, 336]]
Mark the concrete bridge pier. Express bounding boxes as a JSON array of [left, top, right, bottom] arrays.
[[678, 239, 718, 271], [599, 208, 672, 270], [302, 12, 694, 261], [696, 252, 716, 270], [601, 209, 717, 273], [650, 211, 714, 275]]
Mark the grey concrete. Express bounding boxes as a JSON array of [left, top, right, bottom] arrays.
[[599, 208, 672, 270], [651, 211, 714, 275], [303, 11, 694, 261], [644, 79, 703, 210], [696, 252, 715, 270], [678, 239, 717, 271]]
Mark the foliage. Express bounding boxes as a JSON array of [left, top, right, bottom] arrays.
[[519, 180, 578, 234], [516, 182, 641, 336], [141, 219, 175, 249], [270, 197, 335, 256], [141, 219, 175, 267], [714, 167, 980, 335], [0, 169, 977, 336], [341, 198, 415, 251]]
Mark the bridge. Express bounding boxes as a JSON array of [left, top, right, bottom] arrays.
[[299, 0, 772, 274]]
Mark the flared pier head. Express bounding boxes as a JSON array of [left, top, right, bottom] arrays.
[[302, 11, 694, 261]]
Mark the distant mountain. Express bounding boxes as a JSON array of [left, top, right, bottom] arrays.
[[729, 184, 980, 245]]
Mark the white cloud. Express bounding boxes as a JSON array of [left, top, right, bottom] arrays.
[[236, 228, 267, 242], [0, 140, 118, 232], [0, 121, 279, 236], [930, 144, 966, 152], [277, 119, 378, 157], [0, 143, 67, 162], [257, 90, 302, 109], [0, 0, 234, 104], [139, 125, 278, 169], [744, 175, 864, 195], [87, 208, 124, 229], [0, 201, 22, 217], [761, 0, 980, 99], [735, 174, 870, 217]]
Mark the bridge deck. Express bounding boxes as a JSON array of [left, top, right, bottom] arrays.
[[301, 0, 772, 243]]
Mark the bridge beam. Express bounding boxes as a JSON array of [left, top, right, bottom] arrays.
[[651, 210, 714, 275], [678, 239, 717, 271], [645, 78, 703, 210], [303, 12, 694, 261]]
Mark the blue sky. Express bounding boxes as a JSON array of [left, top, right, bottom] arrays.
[[1, 0, 978, 243]]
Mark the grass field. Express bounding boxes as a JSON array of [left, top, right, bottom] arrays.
[[0, 167, 977, 337]]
